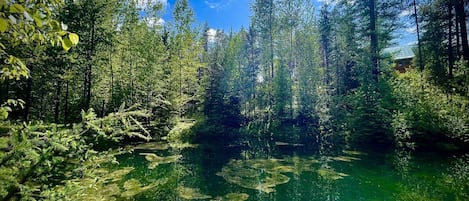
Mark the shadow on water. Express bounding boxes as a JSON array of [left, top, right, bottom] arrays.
[[115, 126, 469, 201]]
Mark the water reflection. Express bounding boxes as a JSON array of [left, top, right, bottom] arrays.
[[114, 140, 469, 201]]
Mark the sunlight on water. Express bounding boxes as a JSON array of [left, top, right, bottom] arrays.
[[115, 143, 469, 201]]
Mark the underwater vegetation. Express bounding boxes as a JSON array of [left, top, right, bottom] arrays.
[[176, 186, 250, 201], [121, 179, 162, 198], [132, 141, 198, 151], [48, 166, 164, 201], [140, 153, 183, 169], [216, 152, 360, 193], [177, 186, 212, 200], [211, 193, 250, 201], [317, 168, 349, 180]]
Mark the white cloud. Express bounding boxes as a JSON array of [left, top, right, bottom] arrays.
[[156, 18, 165, 26], [136, 0, 168, 10], [405, 26, 416, 33], [399, 8, 413, 18], [146, 17, 165, 27], [257, 73, 264, 83], [204, 0, 233, 10], [204, 0, 220, 9], [316, 0, 336, 5], [406, 41, 418, 46], [207, 28, 218, 43]]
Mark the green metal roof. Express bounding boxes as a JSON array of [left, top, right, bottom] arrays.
[[382, 45, 416, 60]]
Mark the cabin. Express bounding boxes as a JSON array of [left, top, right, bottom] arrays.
[[383, 45, 416, 73]]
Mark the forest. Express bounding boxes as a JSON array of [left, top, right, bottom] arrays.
[[1, 0, 469, 200]]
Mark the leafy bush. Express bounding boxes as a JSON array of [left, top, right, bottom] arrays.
[[0, 104, 151, 200], [344, 82, 394, 148], [390, 69, 469, 145]]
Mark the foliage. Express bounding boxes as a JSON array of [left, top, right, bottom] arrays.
[[0, 104, 151, 200], [1, 0, 469, 199], [0, 0, 79, 121], [344, 81, 395, 147], [165, 119, 196, 142], [390, 69, 469, 143], [446, 154, 469, 199]]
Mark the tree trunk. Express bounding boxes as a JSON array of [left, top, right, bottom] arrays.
[[456, 13, 461, 57], [335, 37, 340, 96], [129, 43, 134, 103], [269, 0, 274, 110], [455, 0, 469, 61], [369, 0, 379, 82], [100, 100, 105, 117], [178, 45, 182, 117], [54, 80, 62, 123], [24, 67, 33, 122], [269, 0, 274, 80], [110, 47, 114, 109], [84, 14, 96, 110], [1, 80, 8, 103], [289, 3, 294, 119], [413, 0, 424, 73], [64, 81, 69, 125], [320, 5, 331, 89], [0, 82, 3, 103], [448, 2, 454, 78], [39, 90, 44, 119]]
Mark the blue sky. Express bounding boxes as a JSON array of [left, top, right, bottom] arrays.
[[160, 0, 251, 31], [157, 0, 415, 46]]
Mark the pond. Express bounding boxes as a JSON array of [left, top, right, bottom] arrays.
[[115, 140, 469, 201]]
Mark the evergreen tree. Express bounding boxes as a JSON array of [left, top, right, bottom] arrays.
[[170, 0, 205, 117]]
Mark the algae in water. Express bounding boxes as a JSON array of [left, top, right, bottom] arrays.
[[140, 153, 182, 169], [177, 186, 212, 200], [317, 168, 349, 180], [211, 193, 249, 201]]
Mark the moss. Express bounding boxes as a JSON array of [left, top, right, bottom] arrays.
[[45, 166, 156, 201], [106, 167, 134, 182], [217, 155, 356, 194], [216, 157, 320, 193], [221, 193, 249, 201], [121, 179, 160, 198], [330, 156, 361, 162], [274, 141, 305, 147], [343, 150, 366, 156], [285, 156, 318, 174], [317, 168, 349, 180], [166, 120, 196, 142], [169, 142, 198, 149], [177, 186, 212, 200], [132, 141, 169, 151], [140, 153, 182, 169]]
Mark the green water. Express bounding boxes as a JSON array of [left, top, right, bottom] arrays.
[[116, 142, 469, 201]]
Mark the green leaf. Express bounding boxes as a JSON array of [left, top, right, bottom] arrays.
[[68, 33, 79, 45], [0, 18, 8, 33], [0, 107, 9, 120], [33, 16, 42, 28], [0, 0, 6, 10], [58, 31, 67, 36], [52, 141, 69, 152], [50, 20, 61, 31], [61, 38, 72, 51], [118, 102, 126, 112], [10, 4, 25, 13]]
